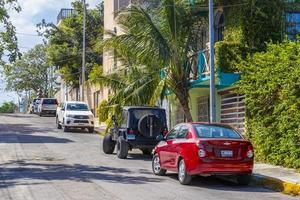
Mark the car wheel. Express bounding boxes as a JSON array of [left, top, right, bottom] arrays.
[[152, 154, 166, 176], [116, 137, 128, 159], [63, 119, 69, 132], [56, 118, 62, 129], [141, 148, 152, 155], [236, 174, 252, 186], [178, 159, 192, 185], [88, 127, 94, 133], [103, 134, 115, 154]]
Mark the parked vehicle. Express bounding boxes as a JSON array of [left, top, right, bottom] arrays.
[[33, 98, 41, 114], [152, 123, 254, 185], [38, 98, 58, 116], [29, 98, 38, 114], [102, 106, 168, 159], [56, 101, 94, 133]]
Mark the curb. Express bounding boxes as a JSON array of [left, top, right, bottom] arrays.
[[252, 174, 300, 196], [94, 128, 105, 137]]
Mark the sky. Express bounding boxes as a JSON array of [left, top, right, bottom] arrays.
[[0, 0, 100, 105]]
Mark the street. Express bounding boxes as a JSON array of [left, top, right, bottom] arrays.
[[0, 114, 298, 200]]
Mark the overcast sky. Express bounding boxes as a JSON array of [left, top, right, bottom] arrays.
[[0, 0, 100, 105]]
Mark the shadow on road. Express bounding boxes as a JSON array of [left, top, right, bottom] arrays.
[[0, 160, 163, 189], [166, 173, 272, 193], [0, 133, 73, 143]]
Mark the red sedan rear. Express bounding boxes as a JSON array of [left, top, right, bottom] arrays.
[[152, 123, 254, 185]]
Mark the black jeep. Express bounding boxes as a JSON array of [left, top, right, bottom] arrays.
[[102, 106, 168, 159]]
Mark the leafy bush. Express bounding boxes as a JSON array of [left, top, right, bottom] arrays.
[[97, 100, 109, 122], [215, 41, 247, 73], [238, 40, 300, 170], [0, 102, 16, 113]]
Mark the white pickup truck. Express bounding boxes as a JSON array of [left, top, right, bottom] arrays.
[[56, 101, 95, 133]]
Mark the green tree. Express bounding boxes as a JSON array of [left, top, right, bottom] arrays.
[[238, 40, 300, 170], [3, 44, 55, 96], [0, 0, 20, 63], [0, 101, 16, 113], [38, 1, 104, 87], [95, 0, 206, 122]]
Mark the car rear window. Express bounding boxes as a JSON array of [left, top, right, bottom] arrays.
[[43, 99, 58, 104], [194, 125, 242, 139], [67, 103, 89, 111]]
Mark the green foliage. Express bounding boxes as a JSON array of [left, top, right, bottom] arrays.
[[97, 100, 109, 122], [0, 102, 16, 113], [241, 0, 285, 51], [3, 44, 55, 96], [215, 41, 247, 73], [38, 1, 104, 87], [238, 40, 300, 170], [97, 0, 211, 122], [0, 0, 20, 63]]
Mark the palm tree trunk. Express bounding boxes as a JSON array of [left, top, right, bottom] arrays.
[[176, 90, 193, 122]]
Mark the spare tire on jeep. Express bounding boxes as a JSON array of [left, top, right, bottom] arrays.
[[138, 114, 163, 138]]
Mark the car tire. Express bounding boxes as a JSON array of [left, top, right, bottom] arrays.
[[103, 134, 116, 154], [152, 154, 166, 176], [63, 119, 69, 132], [116, 137, 128, 159], [88, 127, 94, 133], [56, 118, 62, 129], [178, 159, 192, 185], [141, 148, 152, 155], [236, 174, 252, 186]]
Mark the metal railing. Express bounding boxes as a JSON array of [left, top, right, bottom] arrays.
[[57, 9, 76, 24]]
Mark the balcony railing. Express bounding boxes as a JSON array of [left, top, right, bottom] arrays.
[[57, 9, 76, 24]]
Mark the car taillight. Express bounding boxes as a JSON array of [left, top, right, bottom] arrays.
[[128, 129, 135, 135], [246, 145, 254, 158], [197, 143, 206, 158], [162, 127, 168, 135]]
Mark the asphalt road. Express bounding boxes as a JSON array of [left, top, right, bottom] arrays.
[[0, 114, 298, 200]]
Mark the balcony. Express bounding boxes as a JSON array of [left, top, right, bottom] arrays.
[[57, 9, 76, 24]]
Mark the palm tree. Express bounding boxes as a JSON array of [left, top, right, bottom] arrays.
[[94, 0, 204, 122]]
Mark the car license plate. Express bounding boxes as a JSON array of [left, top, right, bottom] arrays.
[[78, 124, 85, 126], [127, 135, 136, 140], [221, 150, 233, 157]]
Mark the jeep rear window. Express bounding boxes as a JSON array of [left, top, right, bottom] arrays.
[[131, 109, 165, 129]]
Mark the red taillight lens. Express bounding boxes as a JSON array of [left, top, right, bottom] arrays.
[[128, 129, 135, 135], [197, 142, 206, 158], [162, 128, 168, 135], [246, 145, 254, 158]]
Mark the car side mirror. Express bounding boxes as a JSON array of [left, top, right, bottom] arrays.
[[61, 108, 65, 111], [156, 135, 165, 142]]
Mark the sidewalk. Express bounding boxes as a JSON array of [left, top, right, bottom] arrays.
[[253, 163, 300, 196], [94, 118, 106, 135]]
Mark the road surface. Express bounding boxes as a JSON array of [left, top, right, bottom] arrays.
[[0, 114, 298, 200]]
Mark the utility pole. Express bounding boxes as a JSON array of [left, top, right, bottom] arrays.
[[81, 0, 86, 102], [209, 0, 216, 122]]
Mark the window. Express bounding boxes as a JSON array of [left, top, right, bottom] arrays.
[[197, 96, 209, 122], [215, 11, 225, 42], [166, 125, 181, 140], [194, 125, 242, 139], [286, 12, 300, 40], [176, 125, 189, 139], [42, 99, 58, 105], [67, 103, 89, 111]]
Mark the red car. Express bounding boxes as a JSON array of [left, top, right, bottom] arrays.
[[152, 123, 254, 185]]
